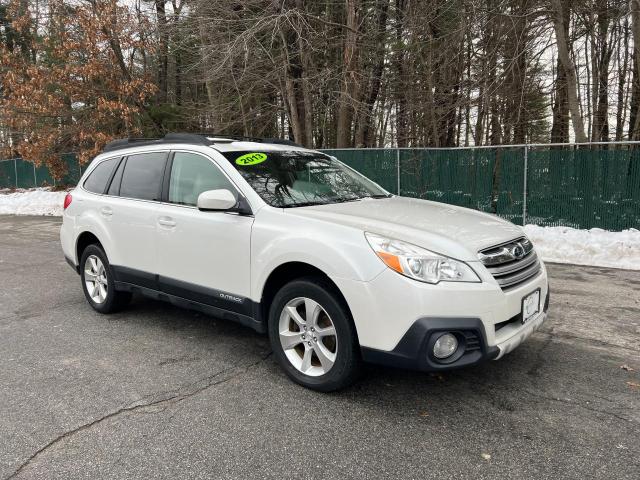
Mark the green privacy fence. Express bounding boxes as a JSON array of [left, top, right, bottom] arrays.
[[322, 144, 640, 230], [1, 144, 639, 230], [0, 154, 83, 189]]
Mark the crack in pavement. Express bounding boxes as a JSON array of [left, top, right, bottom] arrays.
[[538, 330, 640, 356], [4, 351, 273, 480], [463, 374, 637, 425], [522, 388, 637, 425]]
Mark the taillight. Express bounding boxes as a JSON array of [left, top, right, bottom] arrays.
[[63, 193, 72, 210]]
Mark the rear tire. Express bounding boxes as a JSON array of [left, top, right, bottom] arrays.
[[268, 277, 361, 392], [80, 244, 131, 314]]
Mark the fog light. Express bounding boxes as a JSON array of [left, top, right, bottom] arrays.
[[433, 333, 458, 359]]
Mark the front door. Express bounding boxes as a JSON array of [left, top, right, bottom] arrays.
[[156, 151, 254, 316]]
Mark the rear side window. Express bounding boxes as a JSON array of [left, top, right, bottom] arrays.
[[168, 152, 234, 206], [83, 158, 118, 194], [106, 158, 125, 196], [119, 152, 168, 201]]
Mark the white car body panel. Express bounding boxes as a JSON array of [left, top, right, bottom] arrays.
[[156, 202, 254, 298], [105, 196, 159, 274], [250, 207, 387, 300], [285, 196, 525, 261]]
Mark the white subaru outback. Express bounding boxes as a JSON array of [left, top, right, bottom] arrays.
[[60, 133, 549, 391]]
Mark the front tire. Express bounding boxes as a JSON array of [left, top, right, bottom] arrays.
[[268, 277, 361, 391], [80, 244, 131, 314]]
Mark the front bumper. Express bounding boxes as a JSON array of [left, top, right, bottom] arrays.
[[333, 257, 550, 371], [361, 289, 549, 371], [336, 259, 549, 349]]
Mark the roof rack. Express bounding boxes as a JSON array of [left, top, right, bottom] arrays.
[[102, 133, 303, 153], [262, 138, 303, 147], [196, 132, 263, 142], [102, 137, 162, 152]]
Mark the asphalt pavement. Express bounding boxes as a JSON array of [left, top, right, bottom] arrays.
[[0, 216, 638, 479]]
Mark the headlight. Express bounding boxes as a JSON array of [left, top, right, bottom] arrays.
[[365, 232, 480, 284]]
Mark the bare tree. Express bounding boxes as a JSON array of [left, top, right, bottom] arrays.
[[4, 0, 640, 151], [551, 0, 588, 142]]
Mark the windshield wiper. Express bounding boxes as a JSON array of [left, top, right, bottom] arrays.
[[360, 193, 393, 199], [282, 201, 331, 208], [331, 197, 363, 204], [282, 194, 388, 208], [283, 196, 364, 207]]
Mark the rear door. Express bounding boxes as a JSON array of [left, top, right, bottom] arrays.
[[106, 151, 168, 287], [155, 150, 254, 315]]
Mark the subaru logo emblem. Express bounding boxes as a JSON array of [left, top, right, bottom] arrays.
[[511, 243, 525, 260]]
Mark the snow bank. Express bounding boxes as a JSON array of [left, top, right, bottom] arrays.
[[1, 188, 638, 270], [0, 188, 69, 216], [524, 225, 640, 270]]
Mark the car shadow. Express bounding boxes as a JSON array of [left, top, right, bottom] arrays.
[[113, 294, 559, 412]]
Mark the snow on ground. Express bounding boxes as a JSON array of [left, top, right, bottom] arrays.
[[524, 225, 640, 270], [0, 187, 69, 216], [0, 188, 638, 270]]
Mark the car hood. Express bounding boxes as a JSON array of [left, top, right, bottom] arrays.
[[285, 196, 525, 261]]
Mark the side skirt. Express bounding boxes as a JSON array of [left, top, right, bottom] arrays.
[[114, 281, 265, 333], [110, 265, 265, 333]]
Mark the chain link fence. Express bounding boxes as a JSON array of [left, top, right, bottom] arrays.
[[322, 143, 640, 230], [1, 143, 639, 230], [0, 154, 83, 189]]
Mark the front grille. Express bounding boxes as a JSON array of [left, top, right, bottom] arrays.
[[478, 237, 541, 290]]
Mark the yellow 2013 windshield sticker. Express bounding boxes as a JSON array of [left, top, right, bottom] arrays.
[[235, 152, 267, 166]]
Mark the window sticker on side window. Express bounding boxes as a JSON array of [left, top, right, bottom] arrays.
[[235, 152, 267, 166]]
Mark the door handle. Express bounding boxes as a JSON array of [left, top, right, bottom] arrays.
[[158, 217, 176, 228], [100, 207, 113, 217]]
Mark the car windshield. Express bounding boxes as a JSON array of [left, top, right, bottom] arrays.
[[222, 150, 390, 208]]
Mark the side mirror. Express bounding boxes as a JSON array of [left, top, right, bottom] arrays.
[[197, 189, 237, 211]]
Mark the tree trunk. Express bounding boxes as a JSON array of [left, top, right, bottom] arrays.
[[629, 0, 640, 139], [336, 0, 359, 147], [279, 29, 304, 143], [615, 17, 629, 141], [300, 46, 314, 147], [551, 52, 570, 143], [196, 15, 215, 111], [155, 0, 168, 104], [354, 0, 388, 147], [592, 1, 612, 142], [172, 0, 183, 107], [486, 1, 501, 145], [551, 0, 587, 143], [395, 0, 408, 147], [501, 0, 527, 144], [283, 76, 304, 144]]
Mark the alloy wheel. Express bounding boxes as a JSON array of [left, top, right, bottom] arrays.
[[84, 254, 108, 304], [278, 297, 338, 377]]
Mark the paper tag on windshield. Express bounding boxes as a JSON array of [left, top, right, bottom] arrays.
[[235, 153, 267, 166]]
